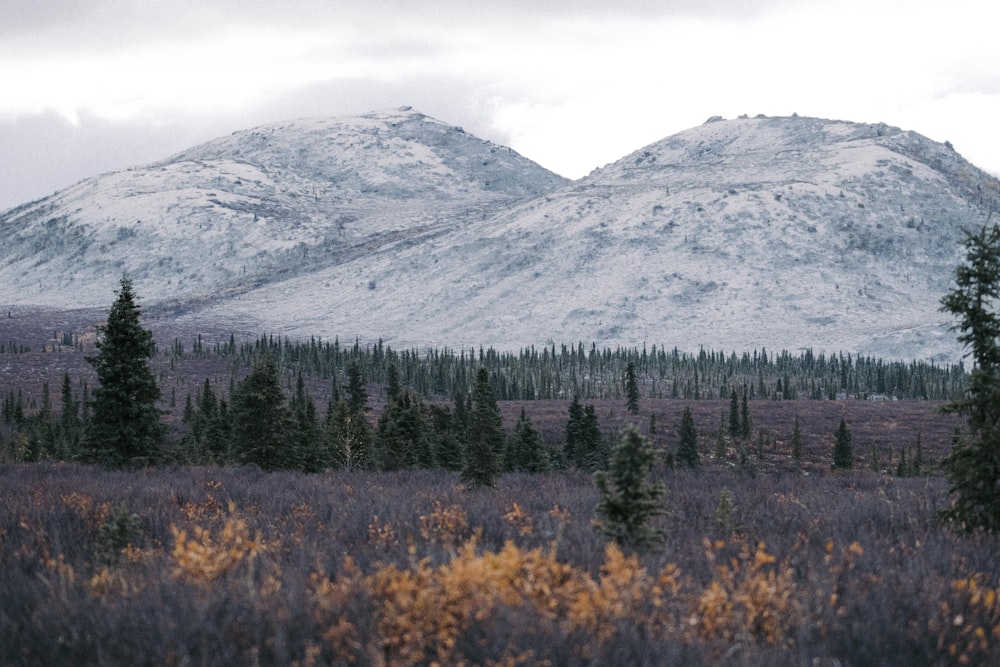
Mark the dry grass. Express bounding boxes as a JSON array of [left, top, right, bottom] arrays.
[[2, 463, 998, 666]]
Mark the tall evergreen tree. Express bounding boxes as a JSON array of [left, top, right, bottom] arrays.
[[593, 426, 665, 549], [377, 391, 431, 470], [832, 417, 854, 470], [326, 398, 375, 471], [625, 361, 640, 415], [740, 391, 751, 440], [580, 404, 605, 471], [58, 372, 81, 459], [462, 368, 502, 488], [345, 361, 369, 416], [564, 395, 585, 466], [791, 414, 803, 463], [429, 403, 464, 472], [939, 223, 1000, 530], [677, 406, 700, 467], [386, 363, 402, 403], [728, 390, 741, 440], [81, 276, 164, 467], [506, 408, 549, 473], [294, 390, 324, 473], [230, 357, 295, 470]]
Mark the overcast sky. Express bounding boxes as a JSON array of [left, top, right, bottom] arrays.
[[1, 0, 998, 210]]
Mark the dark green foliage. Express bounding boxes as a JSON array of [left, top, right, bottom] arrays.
[[580, 405, 606, 470], [345, 361, 369, 415], [208, 333, 963, 404], [506, 408, 549, 473], [625, 361, 640, 414], [897, 448, 909, 477], [939, 223, 1000, 531], [181, 378, 232, 465], [728, 390, 740, 439], [429, 403, 464, 471], [57, 372, 81, 459], [593, 425, 665, 548], [326, 398, 375, 471], [377, 391, 433, 470], [564, 396, 605, 471], [94, 502, 141, 565], [564, 395, 585, 466], [676, 406, 700, 468], [293, 390, 324, 473], [740, 391, 751, 440], [386, 363, 401, 403], [230, 358, 295, 470], [81, 275, 164, 467], [833, 418, 854, 470], [462, 368, 502, 488], [791, 414, 803, 463]]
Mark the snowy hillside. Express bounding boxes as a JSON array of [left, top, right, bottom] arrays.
[[2, 111, 997, 362], [0, 107, 566, 307]]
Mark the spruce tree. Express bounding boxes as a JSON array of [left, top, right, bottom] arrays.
[[580, 404, 605, 471], [677, 405, 700, 467], [832, 417, 854, 470], [564, 395, 585, 466], [377, 391, 430, 470], [593, 425, 665, 549], [230, 357, 295, 470], [81, 276, 164, 467], [791, 414, 803, 463], [326, 398, 374, 471], [506, 408, 549, 472], [430, 404, 465, 471], [939, 223, 1000, 530], [728, 390, 741, 440], [462, 368, 502, 488], [625, 361, 640, 415], [58, 372, 81, 459], [740, 391, 751, 440], [345, 361, 369, 415], [386, 363, 401, 403]]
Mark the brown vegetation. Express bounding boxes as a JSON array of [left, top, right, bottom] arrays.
[[2, 463, 999, 665]]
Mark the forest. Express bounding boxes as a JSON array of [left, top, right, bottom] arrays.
[[0, 309, 967, 473]]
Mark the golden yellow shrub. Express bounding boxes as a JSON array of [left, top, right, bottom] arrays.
[[170, 517, 265, 584]]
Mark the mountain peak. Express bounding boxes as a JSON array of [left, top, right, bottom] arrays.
[[1, 110, 996, 362]]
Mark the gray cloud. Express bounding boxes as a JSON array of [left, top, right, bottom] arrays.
[[0, 111, 228, 210]]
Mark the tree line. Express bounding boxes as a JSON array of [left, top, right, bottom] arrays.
[[167, 331, 964, 404]]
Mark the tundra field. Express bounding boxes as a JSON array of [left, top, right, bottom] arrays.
[[2, 310, 999, 665], [3, 462, 1000, 666]]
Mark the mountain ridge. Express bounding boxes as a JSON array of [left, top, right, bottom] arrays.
[[2, 109, 997, 362]]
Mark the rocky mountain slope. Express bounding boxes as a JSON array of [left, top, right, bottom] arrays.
[[2, 110, 997, 362]]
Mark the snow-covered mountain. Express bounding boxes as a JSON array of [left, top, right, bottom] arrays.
[[2, 110, 997, 362], [0, 107, 566, 307]]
